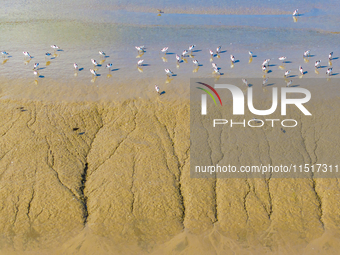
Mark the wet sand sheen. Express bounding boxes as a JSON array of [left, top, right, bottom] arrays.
[[0, 80, 340, 254]]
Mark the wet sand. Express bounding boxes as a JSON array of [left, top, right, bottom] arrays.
[[0, 76, 340, 254]]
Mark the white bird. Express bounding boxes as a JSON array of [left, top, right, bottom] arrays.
[[292, 9, 299, 16], [106, 63, 112, 69], [182, 50, 188, 57], [263, 78, 268, 86], [248, 51, 253, 57], [99, 51, 106, 56], [212, 63, 217, 69], [135, 46, 145, 52], [74, 63, 78, 70], [90, 69, 97, 76], [242, 78, 248, 87], [286, 80, 293, 87], [155, 85, 160, 94], [279, 56, 287, 63], [193, 59, 199, 65], [209, 49, 214, 57], [33, 63, 39, 70], [262, 59, 270, 67], [91, 59, 98, 66], [188, 45, 195, 51], [161, 47, 168, 53], [329, 52, 333, 60], [176, 54, 181, 62], [303, 50, 310, 57], [326, 68, 333, 76], [213, 68, 220, 75], [299, 66, 304, 75], [315, 60, 321, 69], [23, 51, 31, 58], [33, 70, 38, 77], [45, 52, 51, 58], [1, 51, 8, 57], [165, 68, 173, 76], [284, 70, 291, 77], [51, 45, 60, 50], [137, 59, 144, 66], [262, 65, 267, 72], [216, 46, 221, 54], [230, 55, 235, 63]]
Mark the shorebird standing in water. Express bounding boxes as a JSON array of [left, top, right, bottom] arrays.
[[293, 9, 299, 16], [329, 52, 333, 60], [161, 47, 168, 54], [90, 69, 97, 76], [326, 67, 333, 76], [135, 46, 145, 52], [315, 60, 321, 69], [106, 63, 112, 70], [165, 68, 173, 76], [279, 56, 287, 63], [299, 66, 304, 75], [23, 51, 31, 58], [51, 45, 60, 51], [137, 59, 144, 66], [242, 78, 248, 87], [284, 70, 291, 77], [1, 51, 8, 58], [303, 50, 310, 57], [91, 59, 98, 68], [155, 85, 160, 94], [216, 46, 221, 54], [230, 55, 235, 63]]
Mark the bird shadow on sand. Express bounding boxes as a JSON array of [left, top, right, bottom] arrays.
[[332, 73, 339, 76], [110, 68, 119, 71], [104, 55, 110, 58], [332, 57, 339, 60], [198, 64, 203, 67], [142, 64, 151, 66], [248, 84, 253, 87], [192, 50, 202, 53], [251, 55, 257, 58], [166, 52, 175, 55], [302, 71, 308, 75], [289, 75, 298, 77], [291, 85, 300, 87], [38, 67, 46, 70], [308, 54, 315, 57], [268, 64, 276, 67], [234, 60, 240, 63], [57, 49, 64, 52], [38, 75, 45, 78], [266, 83, 275, 87], [320, 66, 328, 69], [284, 61, 292, 63], [79, 68, 84, 71], [267, 70, 272, 73], [218, 50, 227, 54], [160, 91, 166, 95], [171, 74, 177, 76]]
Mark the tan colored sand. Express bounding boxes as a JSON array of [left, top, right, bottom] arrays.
[[0, 87, 340, 254]]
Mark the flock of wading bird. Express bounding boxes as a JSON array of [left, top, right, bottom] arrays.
[[0, 14, 336, 95]]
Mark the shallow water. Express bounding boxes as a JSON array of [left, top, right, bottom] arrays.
[[0, 0, 339, 101]]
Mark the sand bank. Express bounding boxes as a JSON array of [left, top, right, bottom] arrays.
[[0, 90, 340, 254]]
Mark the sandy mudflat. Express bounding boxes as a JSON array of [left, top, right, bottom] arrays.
[[0, 81, 340, 254]]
